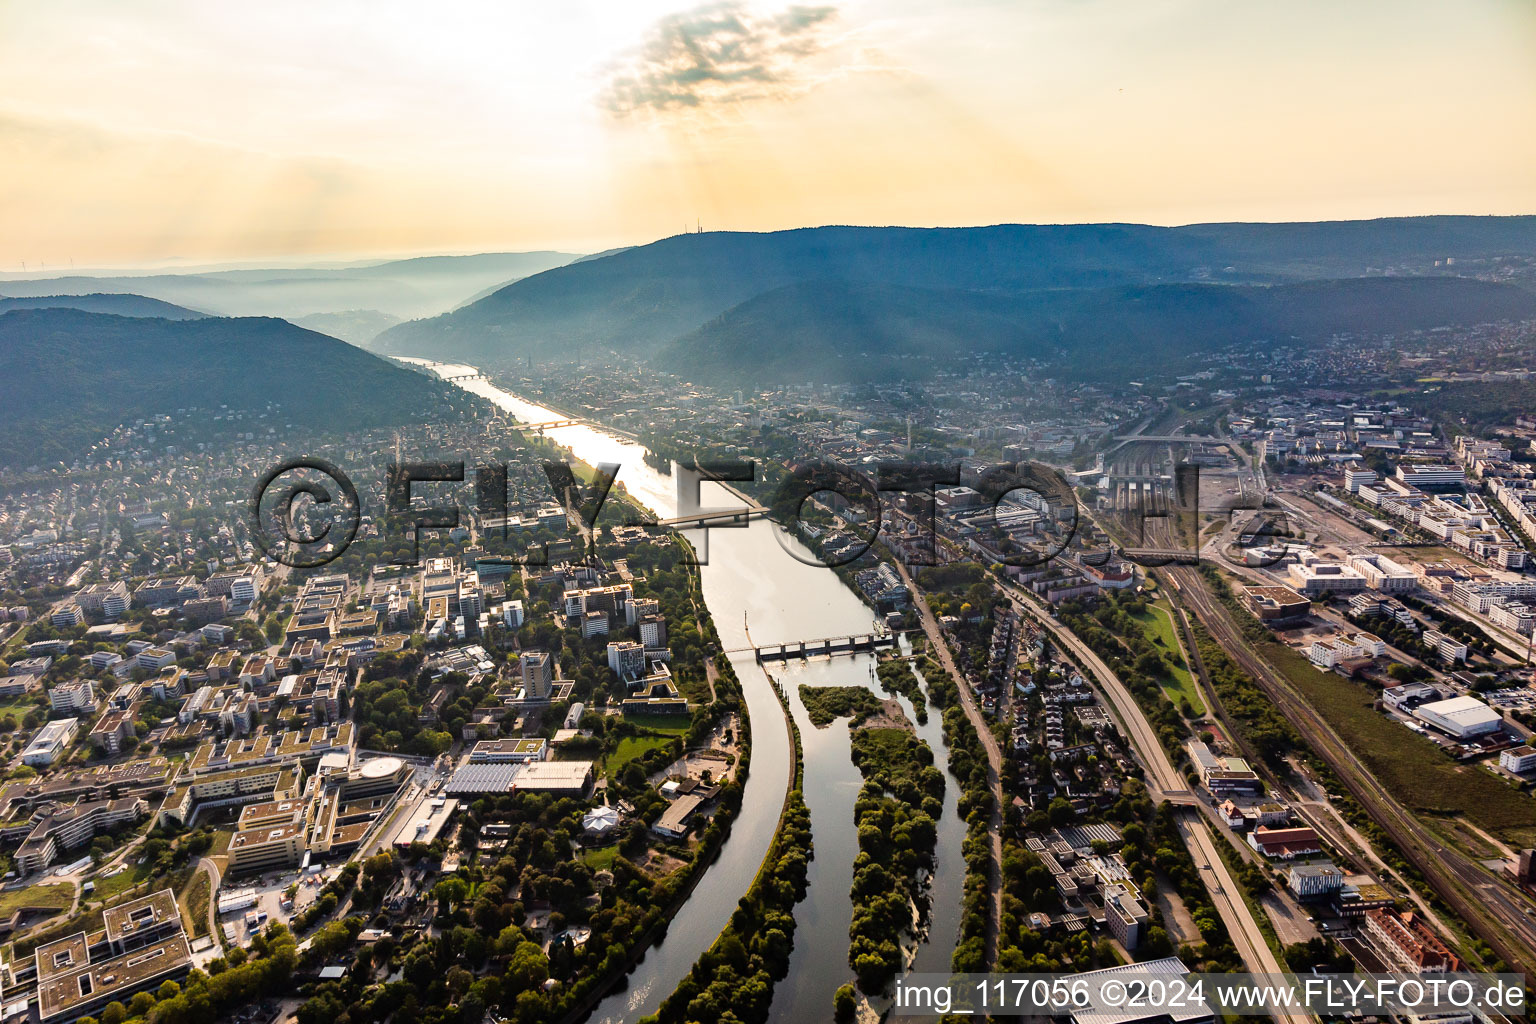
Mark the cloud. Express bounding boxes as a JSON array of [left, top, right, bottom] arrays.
[[601, 2, 840, 117]]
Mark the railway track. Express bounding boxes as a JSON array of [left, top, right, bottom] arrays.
[[1168, 560, 1536, 976]]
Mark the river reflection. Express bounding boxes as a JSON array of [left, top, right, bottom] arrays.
[[403, 358, 962, 1022]]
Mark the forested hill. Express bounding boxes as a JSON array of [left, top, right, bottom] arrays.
[[0, 292, 207, 319], [0, 308, 480, 468], [652, 276, 1536, 383], [371, 216, 1536, 378]]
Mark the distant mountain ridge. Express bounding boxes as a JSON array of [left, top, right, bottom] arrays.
[[370, 217, 1536, 381], [0, 250, 583, 324], [0, 293, 207, 319], [0, 308, 480, 468], [655, 276, 1536, 383]]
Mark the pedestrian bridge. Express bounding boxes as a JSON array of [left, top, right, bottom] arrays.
[[722, 633, 897, 661]]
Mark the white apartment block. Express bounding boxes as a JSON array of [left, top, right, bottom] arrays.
[[1421, 629, 1469, 664], [1489, 602, 1536, 636], [1347, 553, 1418, 593], [1343, 467, 1377, 492], [76, 581, 131, 619], [1288, 558, 1368, 596], [607, 640, 645, 678], [1308, 631, 1386, 669], [1395, 464, 1466, 488], [502, 599, 525, 628], [639, 615, 667, 650], [48, 679, 97, 715], [135, 647, 177, 672], [229, 575, 257, 604], [1500, 746, 1536, 774]]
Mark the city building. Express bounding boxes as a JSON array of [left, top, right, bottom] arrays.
[[75, 581, 131, 619], [48, 679, 97, 715], [35, 890, 193, 1024], [1501, 746, 1536, 774], [1395, 464, 1466, 489], [1187, 741, 1262, 795], [1307, 630, 1385, 669], [88, 711, 136, 755], [1365, 908, 1461, 972], [502, 600, 525, 628], [1248, 825, 1324, 859], [1102, 882, 1149, 949], [520, 650, 554, 701], [1060, 959, 1212, 1024], [23, 718, 80, 767], [1243, 585, 1311, 624], [1412, 694, 1502, 739], [1420, 629, 1470, 665], [606, 640, 646, 678], [1344, 467, 1377, 492], [227, 821, 307, 876], [469, 738, 547, 763], [638, 614, 668, 650], [1286, 862, 1344, 900], [15, 797, 147, 874], [1348, 553, 1419, 593], [1287, 558, 1369, 596]]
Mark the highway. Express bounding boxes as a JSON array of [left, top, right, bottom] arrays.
[[995, 579, 1309, 1024]]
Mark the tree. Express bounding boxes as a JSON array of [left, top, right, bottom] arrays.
[[433, 876, 469, 911], [506, 941, 550, 992], [834, 983, 858, 1023]]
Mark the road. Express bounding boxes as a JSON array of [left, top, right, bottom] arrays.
[[195, 856, 222, 939], [995, 580, 1189, 801], [993, 578, 1308, 1023], [1177, 814, 1312, 1024], [894, 558, 1004, 967]]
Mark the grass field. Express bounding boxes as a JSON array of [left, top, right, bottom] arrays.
[[89, 859, 155, 901], [0, 882, 72, 917], [1261, 638, 1536, 843], [1130, 603, 1206, 714], [181, 871, 210, 937], [607, 734, 677, 775], [0, 694, 40, 714], [582, 845, 621, 872]]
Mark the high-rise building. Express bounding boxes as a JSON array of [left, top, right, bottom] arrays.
[[521, 650, 554, 700]]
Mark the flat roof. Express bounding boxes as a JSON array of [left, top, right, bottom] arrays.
[[445, 764, 523, 794], [103, 889, 180, 945], [1417, 695, 1501, 723], [514, 761, 593, 787], [230, 822, 304, 849], [1065, 958, 1209, 1024], [39, 934, 192, 1020], [35, 933, 90, 982], [357, 755, 405, 779]]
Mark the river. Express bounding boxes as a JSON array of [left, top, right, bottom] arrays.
[[402, 359, 963, 1021]]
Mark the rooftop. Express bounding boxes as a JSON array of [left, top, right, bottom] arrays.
[[102, 889, 180, 945]]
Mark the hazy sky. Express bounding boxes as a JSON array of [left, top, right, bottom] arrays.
[[3, 0, 1534, 268]]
